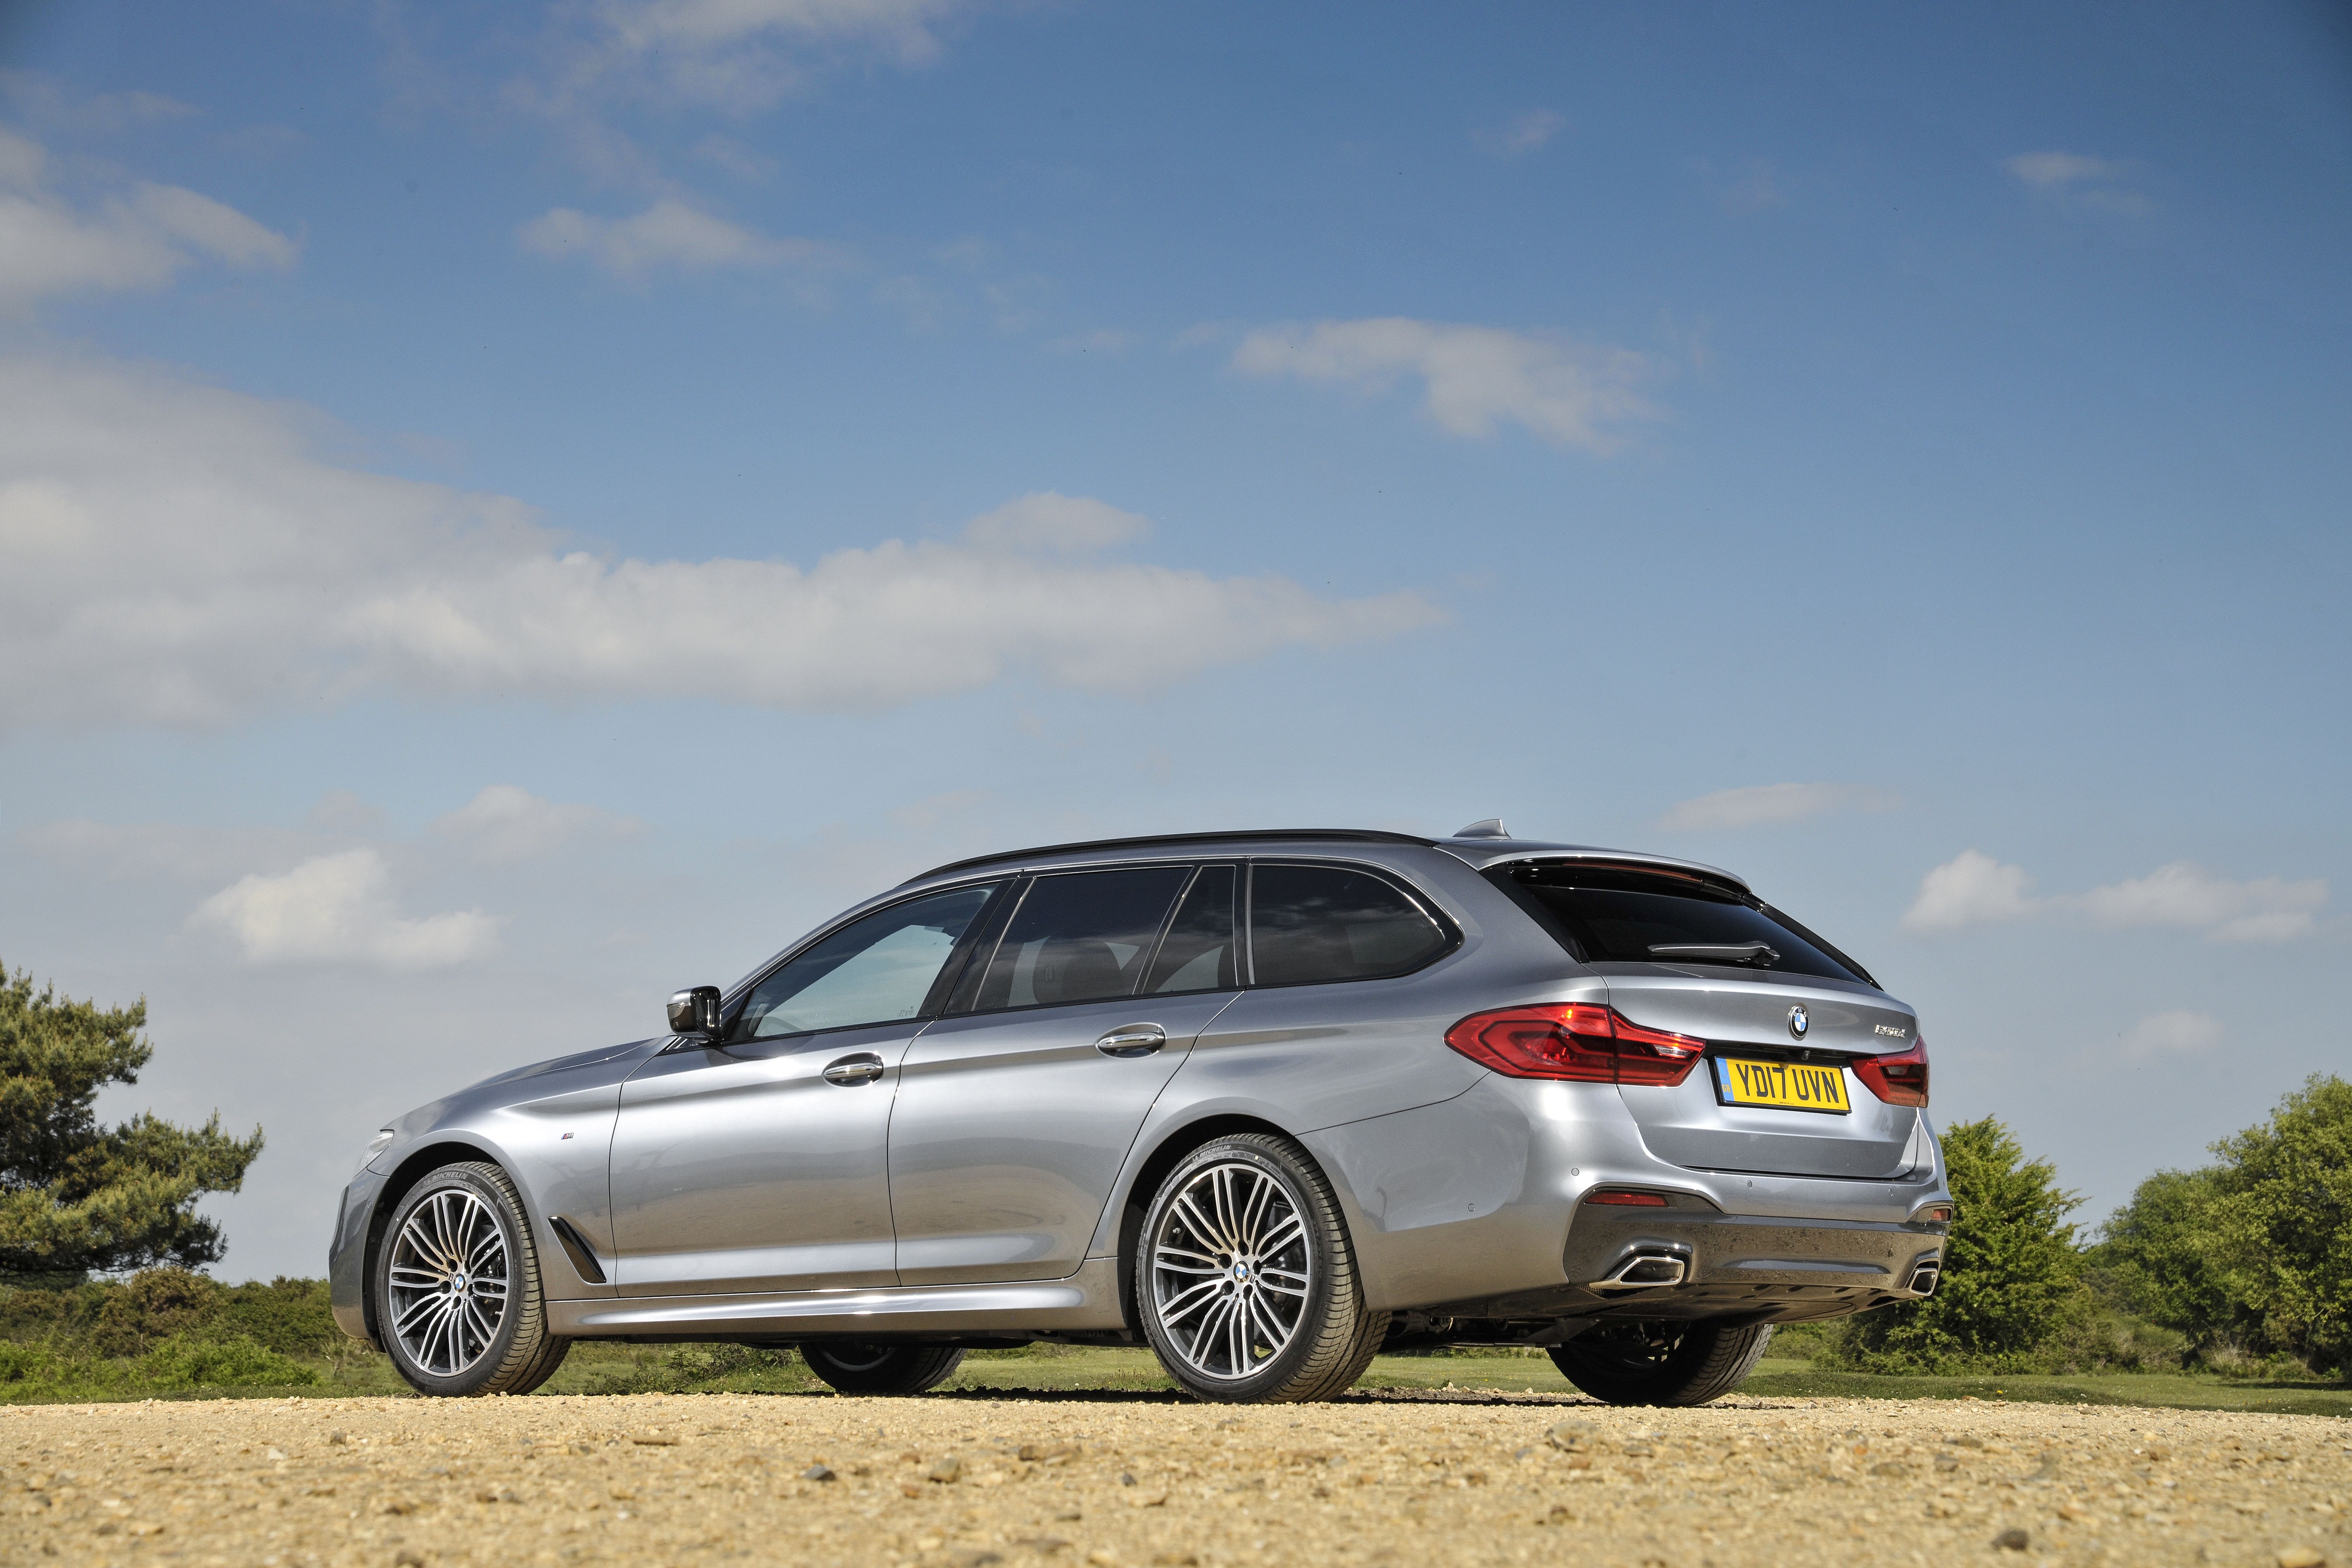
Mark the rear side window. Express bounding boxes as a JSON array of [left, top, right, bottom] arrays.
[[1249, 863, 1452, 987], [1491, 864, 1866, 983], [966, 866, 1192, 1011]]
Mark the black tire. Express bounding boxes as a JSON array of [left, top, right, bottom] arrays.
[[1136, 1133, 1388, 1404], [800, 1342, 966, 1395], [1547, 1319, 1774, 1407], [374, 1161, 570, 1397]]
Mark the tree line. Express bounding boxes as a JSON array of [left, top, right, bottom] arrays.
[[1832, 1080, 2350, 1379]]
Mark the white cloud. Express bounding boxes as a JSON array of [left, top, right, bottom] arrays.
[[0, 355, 1441, 729], [1901, 850, 2038, 934], [2006, 151, 2124, 190], [2118, 1009, 2226, 1060], [961, 492, 1148, 554], [1902, 852, 2326, 943], [0, 129, 297, 314], [1476, 109, 1564, 158], [2077, 862, 2326, 943], [1232, 317, 1657, 453], [2004, 150, 2151, 214], [191, 849, 502, 969], [431, 786, 642, 864], [1657, 782, 1898, 833], [518, 199, 837, 279], [543, 0, 970, 114]]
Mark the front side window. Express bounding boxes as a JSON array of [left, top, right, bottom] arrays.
[[730, 884, 999, 1040], [966, 866, 1192, 1011], [1248, 863, 1452, 987]]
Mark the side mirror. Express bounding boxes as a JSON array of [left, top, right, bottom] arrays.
[[667, 985, 723, 1038]]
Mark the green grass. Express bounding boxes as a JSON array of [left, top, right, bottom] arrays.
[[2, 1271, 2343, 1416], [1739, 1357, 2352, 1418]]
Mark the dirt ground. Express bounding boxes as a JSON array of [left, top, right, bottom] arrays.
[[4, 1386, 2347, 1568]]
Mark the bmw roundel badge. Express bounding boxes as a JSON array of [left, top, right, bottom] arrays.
[[1788, 1004, 1810, 1040]]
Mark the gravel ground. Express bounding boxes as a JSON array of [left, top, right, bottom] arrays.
[[4, 1388, 2347, 1567]]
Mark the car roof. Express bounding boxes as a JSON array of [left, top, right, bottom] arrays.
[[901, 829, 1750, 894]]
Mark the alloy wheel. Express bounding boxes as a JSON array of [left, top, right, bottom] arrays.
[[1148, 1159, 1313, 1381], [387, 1187, 511, 1377]]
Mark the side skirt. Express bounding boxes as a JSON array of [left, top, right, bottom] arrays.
[[546, 1256, 1127, 1340]]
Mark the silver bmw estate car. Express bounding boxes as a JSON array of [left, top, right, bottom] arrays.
[[330, 824, 1948, 1406]]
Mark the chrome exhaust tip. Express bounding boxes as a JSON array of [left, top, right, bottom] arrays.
[[1594, 1249, 1689, 1289], [1906, 1259, 1942, 1296]]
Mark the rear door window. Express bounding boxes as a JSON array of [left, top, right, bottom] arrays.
[[1248, 863, 1452, 987], [1141, 864, 1239, 994], [1490, 864, 1866, 982], [963, 866, 1193, 1012]]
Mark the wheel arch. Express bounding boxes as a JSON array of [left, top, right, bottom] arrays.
[[359, 1136, 508, 1348], [1110, 1113, 1309, 1341]]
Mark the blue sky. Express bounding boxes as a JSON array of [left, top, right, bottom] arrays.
[[1, 0, 2345, 1280]]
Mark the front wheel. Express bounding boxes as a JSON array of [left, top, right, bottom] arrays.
[[800, 1342, 966, 1395], [1547, 1319, 1774, 1406], [1136, 1133, 1386, 1404], [374, 1161, 570, 1397]]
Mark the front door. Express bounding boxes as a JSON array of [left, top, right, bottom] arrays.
[[890, 864, 1242, 1285], [607, 881, 1003, 1296]]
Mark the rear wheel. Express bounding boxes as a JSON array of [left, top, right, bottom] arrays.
[[1547, 1319, 1774, 1407], [1137, 1133, 1387, 1404], [374, 1162, 570, 1397], [800, 1342, 966, 1395]]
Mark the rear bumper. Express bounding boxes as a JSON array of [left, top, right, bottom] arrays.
[[1427, 1203, 1947, 1323], [1304, 1073, 1949, 1322]]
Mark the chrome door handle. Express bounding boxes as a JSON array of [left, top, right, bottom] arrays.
[[822, 1053, 886, 1086], [1095, 1024, 1167, 1058]]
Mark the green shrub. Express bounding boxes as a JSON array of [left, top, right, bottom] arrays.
[[214, 1277, 343, 1356], [2207, 1074, 2352, 1375], [136, 1334, 318, 1389], [1830, 1116, 2082, 1374], [0, 1340, 55, 1384], [2087, 1167, 2240, 1343]]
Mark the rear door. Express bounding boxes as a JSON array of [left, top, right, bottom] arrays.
[[888, 864, 1239, 1285], [1491, 861, 1921, 1179]]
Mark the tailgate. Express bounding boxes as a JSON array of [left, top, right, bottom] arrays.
[[1605, 969, 1922, 1180]]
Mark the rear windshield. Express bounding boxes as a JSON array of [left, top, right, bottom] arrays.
[[1487, 864, 1868, 984]]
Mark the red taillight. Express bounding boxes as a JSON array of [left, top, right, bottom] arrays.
[[1853, 1037, 1930, 1107], [1586, 1190, 1668, 1207], [1444, 1004, 1705, 1087]]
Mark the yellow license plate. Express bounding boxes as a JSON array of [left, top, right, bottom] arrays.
[[1715, 1056, 1851, 1114]]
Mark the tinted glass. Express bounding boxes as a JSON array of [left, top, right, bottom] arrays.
[[968, 867, 1191, 1011], [1249, 864, 1449, 987], [1494, 866, 1862, 982], [1142, 865, 1239, 994], [731, 884, 997, 1039]]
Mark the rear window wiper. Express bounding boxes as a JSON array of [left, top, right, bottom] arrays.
[[1647, 942, 1779, 966]]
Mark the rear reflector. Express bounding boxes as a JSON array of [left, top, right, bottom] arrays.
[[1444, 1003, 1704, 1087], [1853, 1037, 1930, 1107], [1586, 1190, 1669, 1207]]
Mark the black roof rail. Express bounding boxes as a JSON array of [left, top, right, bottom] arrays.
[[901, 829, 1437, 886]]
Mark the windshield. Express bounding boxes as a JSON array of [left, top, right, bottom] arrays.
[[1487, 864, 1867, 983]]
